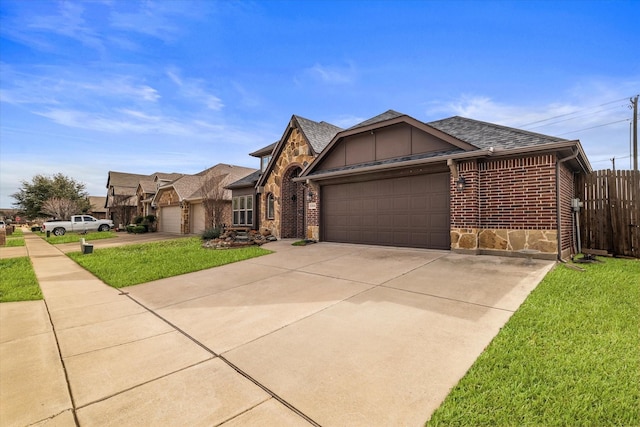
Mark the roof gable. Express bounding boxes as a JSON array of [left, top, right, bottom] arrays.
[[256, 115, 342, 187]]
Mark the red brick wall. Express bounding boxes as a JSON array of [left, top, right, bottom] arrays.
[[451, 160, 479, 228], [477, 155, 557, 229], [559, 162, 575, 254], [452, 155, 559, 231]]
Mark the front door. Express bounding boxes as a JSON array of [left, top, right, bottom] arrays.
[[281, 166, 305, 239]]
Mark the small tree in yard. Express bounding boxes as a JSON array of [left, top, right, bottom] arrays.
[[41, 198, 81, 220], [110, 194, 136, 227], [200, 173, 229, 229]]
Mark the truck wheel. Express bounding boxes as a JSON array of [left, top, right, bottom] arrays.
[[98, 224, 110, 232], [53, 227, 65, 236]]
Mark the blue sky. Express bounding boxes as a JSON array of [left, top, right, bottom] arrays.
[[1, 0, 638, 208]]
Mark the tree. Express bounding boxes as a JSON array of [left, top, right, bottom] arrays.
[[41, 198, 81, 220], [200, 172, 229, 229], [11, 173, 90, 219]]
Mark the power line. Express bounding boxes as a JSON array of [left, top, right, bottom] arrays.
[[525, 104, 625, 130], [516, 97, 629, 128], [556, 119, 630, 136]]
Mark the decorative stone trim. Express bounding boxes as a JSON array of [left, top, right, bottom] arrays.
[[451, 227, 558, 256]]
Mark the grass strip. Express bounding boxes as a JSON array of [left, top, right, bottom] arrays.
[[0, 257, 42, 302], [426, 258, 640, 426], [68, 237, 271, 288], [5, 228, 25, 247], [39, 230, 117, 244]]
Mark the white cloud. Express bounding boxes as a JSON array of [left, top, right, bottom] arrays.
[[302, 62, 357, 85], [166, 67, 224, 110]]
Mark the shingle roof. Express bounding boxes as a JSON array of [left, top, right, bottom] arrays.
[[249, 142, 277, 157], [427, 116, 568, 150], [295, 116, 343, 154], [225, 170, 262, 189], [160, 164, 258, 201], [138, 180, 156, 194], [106, 171, 149, 188], [347, 110, 406, 130]]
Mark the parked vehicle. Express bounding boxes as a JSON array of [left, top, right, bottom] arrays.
[[42, 215, 113, 236], [0, 220, 5, 229]]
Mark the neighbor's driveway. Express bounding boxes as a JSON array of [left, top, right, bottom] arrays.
[[119, 240, 553, 426]]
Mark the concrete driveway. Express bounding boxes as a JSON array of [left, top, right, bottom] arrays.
[[2, 235, 554, 426], [122, 240, 553, 426]]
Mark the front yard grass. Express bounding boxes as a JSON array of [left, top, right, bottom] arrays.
[[40, 230, 117, 244], [0, 257, 42, 302], [68, 237, 272, 288], [4, 228, 25, 247], [426, 258, 640, 427]]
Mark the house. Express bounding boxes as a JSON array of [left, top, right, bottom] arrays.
[[105, 171, 149, 227], [153, 164, 257, 234], [106, 171, 183, 227], [229, 110, 591, 260], [86, 196, 107, 219]]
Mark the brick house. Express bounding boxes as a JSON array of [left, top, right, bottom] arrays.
[[230, 110, 591, 260]]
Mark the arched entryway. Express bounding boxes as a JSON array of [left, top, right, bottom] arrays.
[[281, 166, 305, 239]]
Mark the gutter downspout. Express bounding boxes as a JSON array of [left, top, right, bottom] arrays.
[[556, 148, 579, 261]]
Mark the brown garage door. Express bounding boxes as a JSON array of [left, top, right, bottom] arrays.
[[322, 172, 450, 249]]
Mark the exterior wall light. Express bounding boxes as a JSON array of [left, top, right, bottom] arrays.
[[456, 176, 466, 192], [307, 190, 315, 201]]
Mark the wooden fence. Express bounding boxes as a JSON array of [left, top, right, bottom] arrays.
[[576, 170, 640, 258]]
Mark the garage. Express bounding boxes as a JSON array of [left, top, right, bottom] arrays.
[[321, 172, 450, 249], [190, 203, 206, 234], [159, 206, 181, 234]]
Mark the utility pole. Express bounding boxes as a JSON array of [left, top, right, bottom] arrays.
[[632, 95, 638, 171]]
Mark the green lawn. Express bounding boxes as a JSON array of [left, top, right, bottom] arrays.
[[40, 230, 117, 244], [68, 237, 271, 287], [4, 228, 25, 247], [426, 258, 640, 427], [0, 257, 42, 302]]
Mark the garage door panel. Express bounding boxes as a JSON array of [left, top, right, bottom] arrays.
[[160, 206, 181, 234], [322, 172, 449, 249]]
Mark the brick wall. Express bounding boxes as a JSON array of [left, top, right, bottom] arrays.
[[451, 155, 562, 257], [479, 155, 556, 229], [559, 162, 575, 256]]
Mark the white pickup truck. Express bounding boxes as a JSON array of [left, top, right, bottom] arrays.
[[42, 215, 114, 236]]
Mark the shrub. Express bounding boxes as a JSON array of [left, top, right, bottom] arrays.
[[133, 225, 147, 234], [145, 215, 157, 223], [133, 216, 144, 224], [202, 227, 221, 240]]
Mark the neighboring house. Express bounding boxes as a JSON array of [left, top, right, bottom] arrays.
[[87, 196, 107, 219], [153, 164, 257, 234], [105, 171, 148, 227], [106, 171, 183, 227], [230, 110, 591, 260]]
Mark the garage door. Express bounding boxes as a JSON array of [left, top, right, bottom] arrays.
[[322, 173, 450, 249], [159, 206, 181, 234], [191, 203, 206, 235]]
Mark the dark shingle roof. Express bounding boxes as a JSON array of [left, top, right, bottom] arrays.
[[249, 142, 277, 157], [427, 116, 568, 150], [226, 170, 262, 189], [347, 110, 406, 130], [295, 116, 343, 154]]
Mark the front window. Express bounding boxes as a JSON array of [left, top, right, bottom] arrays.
[[233, 195, 253, 226], [267, 193, 275, 219]]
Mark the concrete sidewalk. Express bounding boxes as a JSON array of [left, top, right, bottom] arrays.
[[1, 232, 555, 426]]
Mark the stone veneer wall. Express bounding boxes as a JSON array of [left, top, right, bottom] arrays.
[[451, 155, 564, 257], [306, 181, 321, 240], [261, 126, 316, 238]]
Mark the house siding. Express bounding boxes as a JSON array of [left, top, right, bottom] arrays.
[[451, 154, 561, 258]]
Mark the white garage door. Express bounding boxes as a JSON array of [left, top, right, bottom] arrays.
[[191, 203, 206, 235], [160, 206, 181, 234]]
